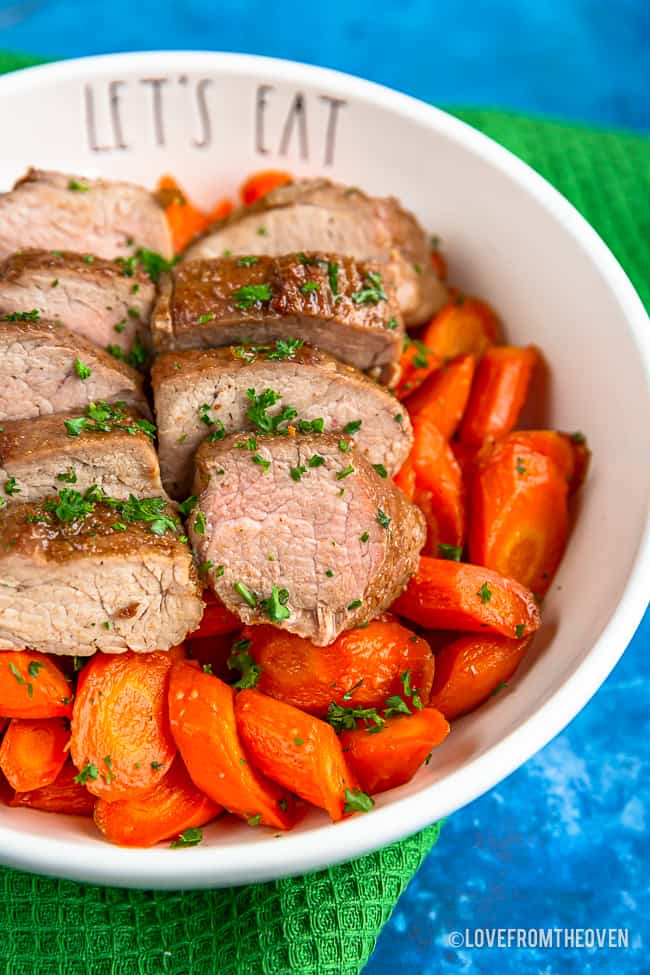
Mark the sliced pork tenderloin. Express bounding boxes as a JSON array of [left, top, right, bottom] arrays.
[[152, 343, 412, 499], [0, 169, 172, 261], [184, 179, 447, 326], [188, 433, 426, 646], [152, 252, 403, 384], [0, 409, 163, 505], [0, 496, 202, 655], [0, 250, 155, 357], [0, 317, 148, 422]]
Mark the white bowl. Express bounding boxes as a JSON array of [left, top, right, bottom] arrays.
[[0, 52, 647, 890]]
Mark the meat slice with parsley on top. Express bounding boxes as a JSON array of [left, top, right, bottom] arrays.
[[151, 253, 403, 384], [187, 432, 426, 646], [152, 343, 413, 499]]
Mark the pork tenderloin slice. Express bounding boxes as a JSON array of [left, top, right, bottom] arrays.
[[0, 318, 148, 422], [0, 500, 202, 655], [0, 409, 163, 505], [184, 179, 447, 326], [0, 169, 172, 261], [152, 344, 412, 499], [189, 433, 426, 646], [152, 253, 403, 384], [0, 249, 155, 356]]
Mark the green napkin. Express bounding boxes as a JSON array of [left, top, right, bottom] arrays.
[[0, 51, 648, 975]]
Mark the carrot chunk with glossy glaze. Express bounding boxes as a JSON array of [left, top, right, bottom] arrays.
[[459, 345, 538, 446], [0, 717, 68, 792], [422, 296, 500, 360], [8, 761, 95, 816], [406, 354, 475, 439], [410, 414, 465, 555], [240, 170, 293, 205], [0, 652, 72, 719]]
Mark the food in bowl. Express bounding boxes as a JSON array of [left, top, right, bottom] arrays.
[[0, 165, 589, 848]]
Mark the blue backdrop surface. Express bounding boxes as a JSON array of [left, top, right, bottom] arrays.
[[0, 2, 648, 972]]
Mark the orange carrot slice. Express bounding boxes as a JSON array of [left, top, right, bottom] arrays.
[[459, 345, 538, 446], [240, 170, 293, 205], [422, 296, 500, 360], [406, 354, 475, 439], [0, 717, 68, 792], [0, 652, 72, 719], [410, 414, 465, 554], [9, 761, 95, 816]]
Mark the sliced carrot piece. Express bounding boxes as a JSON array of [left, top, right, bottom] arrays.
[[422, 296, 500, 360], [469, 441, 570, 596], [406, 354, 475, 439], [70, 651, 176, 801], [9, 761, 95, 816], [206, 197, 233, 222], [495, 430, 575, 483], [428, 633, 531, 719], [189, 590, 242, 639], [240, 169, 293, 206], [94, 756, 221, 848], [235, 689, 358, 821], [394, 455, 416, 501], [0, 718, 68, 792], [392, 556, 540, 638], [0, 652, 72, 719], [157, 174, 211, 253], [459, 345, 538, 446], [168, 660, 294, 829], [396, 340, 443, 400], [340, 708, 450, 794], [410, 414, 465, 554], [245, 617, 435, 717]]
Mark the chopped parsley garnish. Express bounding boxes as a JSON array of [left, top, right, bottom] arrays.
[[400, 670, 423, 710], [2, 309, 40, 322], [193, 510, 207, 535], [234, 581, 257, 608], [252, 453, 271, 472], [376, 508, 390, 529], [74, 764, 99, 785], [198, 312, 216, 324], [68, 179, 89, 191], [386, 318, 398, 330], [360, 531, 369, 542], [28, 660, 45, 679], [293, 738, 304, 747], [64, 401, 156, 442], [170, 827, 203, 848], [8, 662, 33, 697], [237, 256, 260, 266], [116, 248, 178, 283], [261, 585, 291, 623], [246, 388, 297, 434], [114, 321, 126, 334], [328, 261, 339, 296], [516, 457, 527, 475], [325, 569, 334, 578], [338, 439, 349, 453], [297, 417, 325, 434], [4, 477, 20, 496], [247, 814, 262, 826], [373, 464, 388, 479], [343, 788, 375, 814], [105, 494, 180, 536], [351, 272, 387, 305], [347, 599, 362, 610], [343, 420, 362, 436], [56, 468, 77, 484], [438, 543, 462, 561], [403, 335, 433, 369], [215, 564, 225, 577], [290, 466, 307, 481], [478, 582, 492, 603], [37, 485, 101, 524], [106, 333, 149, 369], [308, 454, 325, 468], [491, 681, 508, 697], [266, 337, 304, 360], [198, 560, 214, 574], [227, 637, 261, 689], [82, 255, 94, 263], [74, 358, 92, 380], [151, 761, 161, 771], [515, 624, 525, 639], [300, 280, 320, 293], [394, 413, 403, 424], [233, 283, 272, 310], [570, 431, 586, 444], [335, 465, 355, 481], [178, 495, 198, 517], [257, 226, 268, 236]]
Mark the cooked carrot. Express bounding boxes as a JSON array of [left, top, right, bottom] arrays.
[[0, 718, 68, 792], [410, 414, 465, 554], [396, 340, 443, 400], [168, 660, 294, 829], [459, 345, 538, 446], [428, 633, 531, 719], [240, 169, 293, 205], [70, 651, 176, 801], [469, 441, 569, 595], [494, 430, 575, 481], [244, 617, 435, 717], [206, 197, 233, 222], [406, 354, 475, 438], [189, 590, 242, 639], [157, 174, 211, 253], [392, 556, 540, 638], [340, 708, 450, 794], [0, 652, 72, 719], [9, 761, 95, 816], [422, 296, 500, 360], [235, 689, 358, 821], [394, 455, 416, 501], [94, 756, 221, 848]]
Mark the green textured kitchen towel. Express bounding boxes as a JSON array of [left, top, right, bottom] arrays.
[[0, 51, 648, 975]]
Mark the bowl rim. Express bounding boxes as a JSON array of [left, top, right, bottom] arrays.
[[0, 50, 648, 889]]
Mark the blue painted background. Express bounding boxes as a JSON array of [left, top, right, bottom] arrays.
[[0, 1, 648, 971]]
